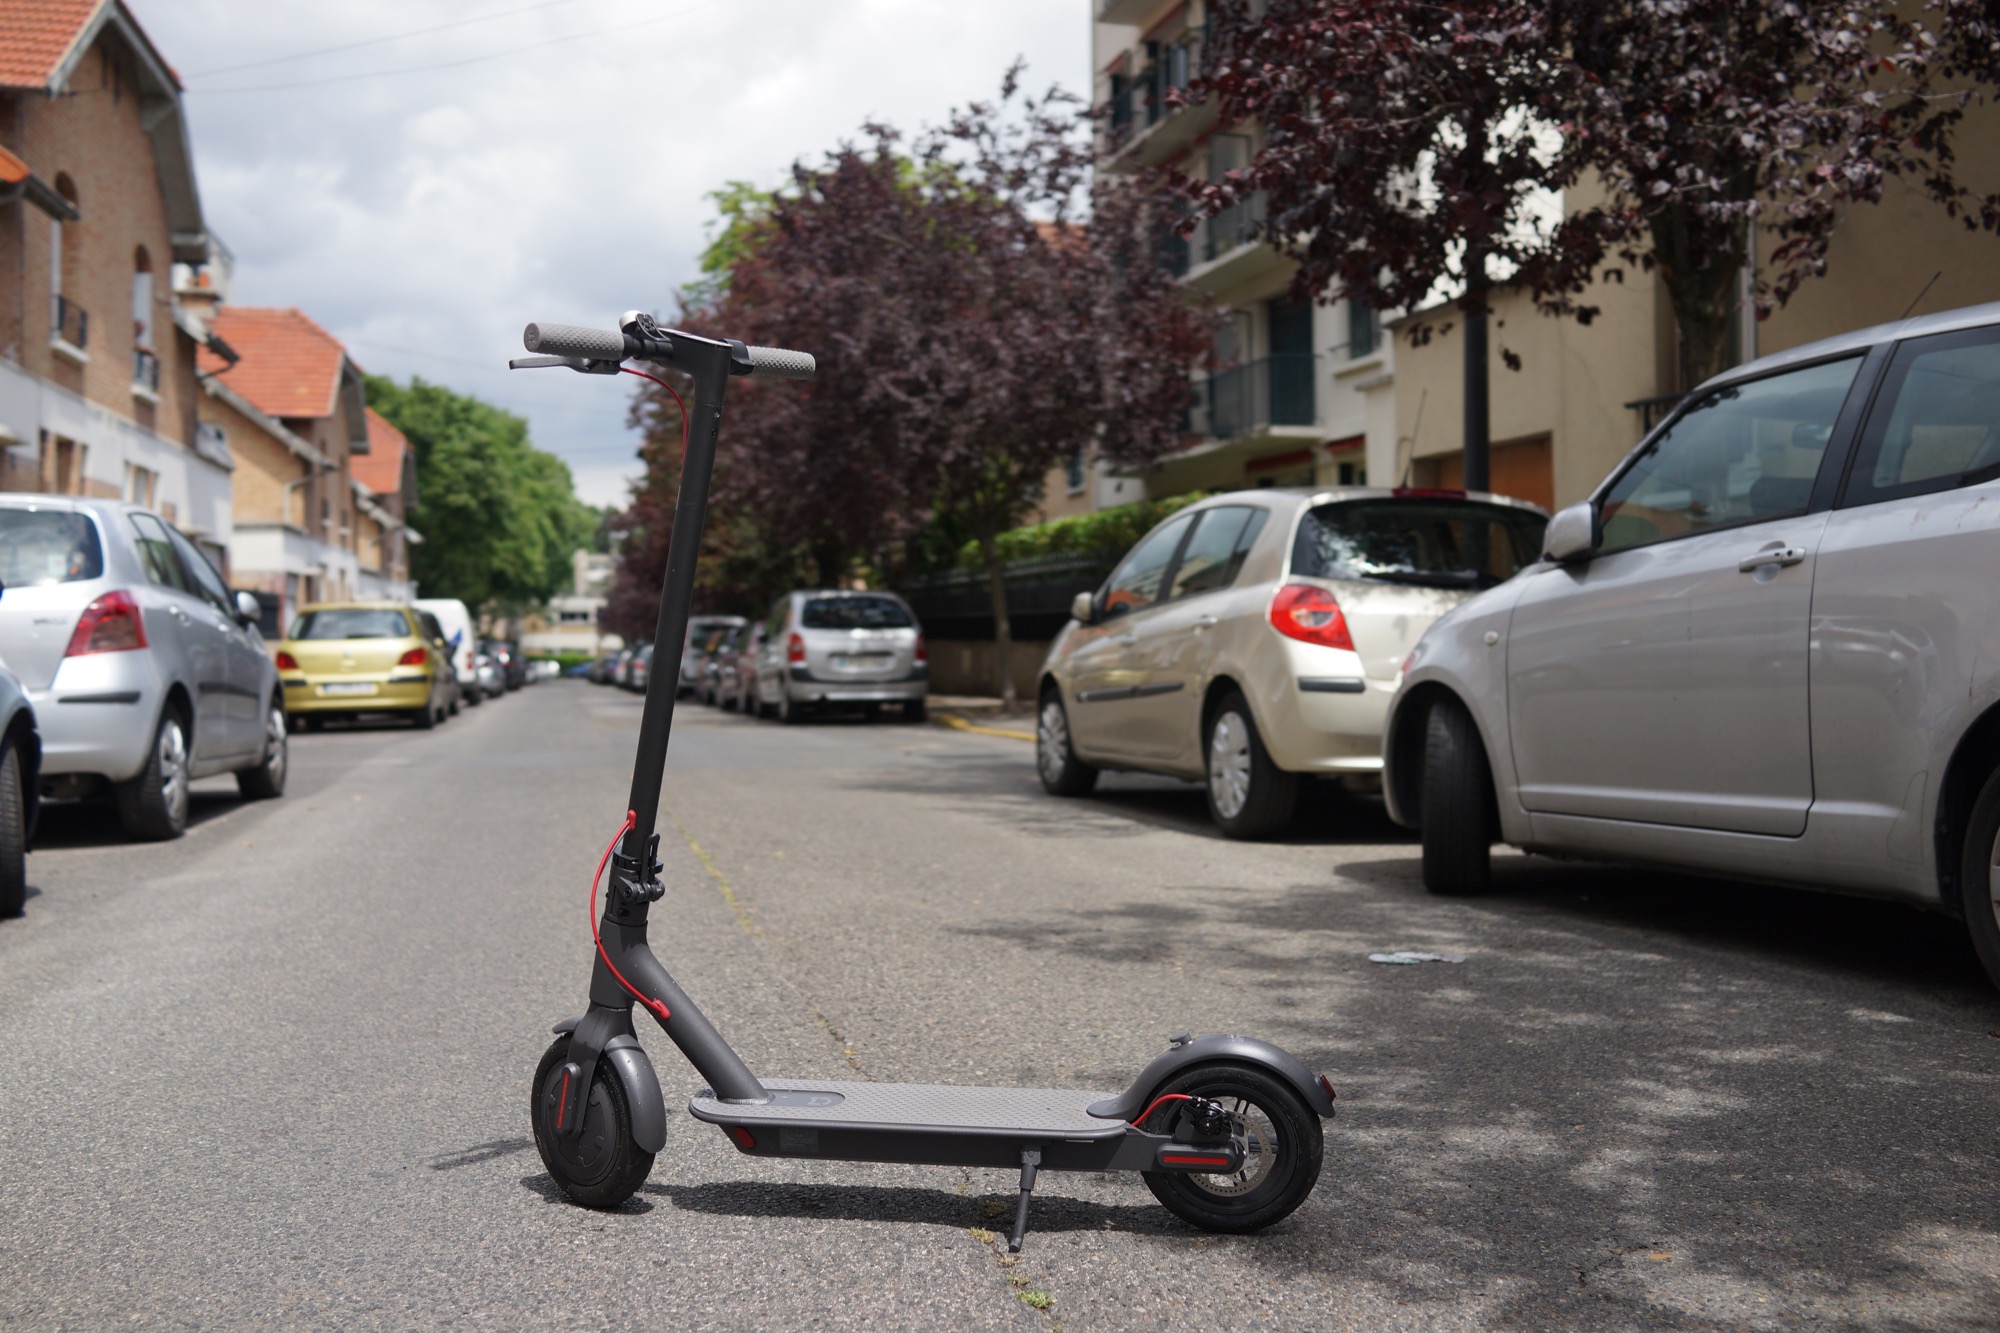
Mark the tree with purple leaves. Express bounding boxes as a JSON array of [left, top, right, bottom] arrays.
[[1186, 0, 2000, 485]]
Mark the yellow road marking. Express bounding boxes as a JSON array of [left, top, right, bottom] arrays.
[[934, 712, 1033, 743]]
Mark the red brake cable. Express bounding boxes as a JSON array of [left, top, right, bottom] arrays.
[[623, 366, 689, 462], [1131, 1092, 1193, 1127], [589, 810, 671, 1024]]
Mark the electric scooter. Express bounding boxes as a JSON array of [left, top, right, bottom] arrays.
[[510, 314, 1337, 1250]]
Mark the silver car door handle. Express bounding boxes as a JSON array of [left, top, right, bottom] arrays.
[[1738, 546, 1807, 572], [1192, 615, 1218, 630]]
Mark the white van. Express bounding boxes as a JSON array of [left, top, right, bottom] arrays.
[[414, 598, 483, 704]]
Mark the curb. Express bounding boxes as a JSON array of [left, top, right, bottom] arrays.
[[933, 712, 1034, 743]]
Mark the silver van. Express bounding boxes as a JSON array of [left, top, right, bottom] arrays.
[[1384, 300, 2000, 991], [752, 590, 927, 723], [0, 497, 285, 840]]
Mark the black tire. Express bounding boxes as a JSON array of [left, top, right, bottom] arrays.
[[1036, 691, 1098, 796], [0, 744, 25, 919], [1957, 765, 2000, 992], [1420, 698, 1495, 895], [530, 1036, 654, 1209], [448, 692, 461, 717], [413, 700, 438, 731], [235, 698, 288, 800], [1203, 691, 1298, 839], [778, 691, 810, 726], [299, 714, 324, 732], [902, 699, 927, 725], [117, 706, 192, 841], [1141, 1062, 1323, 1234]]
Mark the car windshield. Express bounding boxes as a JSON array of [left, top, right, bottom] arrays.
[[1291, 499, 1548, 590], [290, 608, 412, 640], [801, 596, 912, 629], [0, 509, 103, 585]]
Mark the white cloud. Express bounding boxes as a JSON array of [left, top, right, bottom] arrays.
[[133, 0, 1090, 506]]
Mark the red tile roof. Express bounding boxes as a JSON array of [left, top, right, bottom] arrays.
[[0, 0, 105, 89], [353, 409, 409, 496], [198, 307, 355, 421]]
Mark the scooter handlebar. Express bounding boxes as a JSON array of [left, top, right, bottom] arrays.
[[522, 322, 627, 360], [743, 345, 816, 380]]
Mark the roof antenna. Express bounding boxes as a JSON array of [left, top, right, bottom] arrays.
[[1900, 270, 1941, 322]]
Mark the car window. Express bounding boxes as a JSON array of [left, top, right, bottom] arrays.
[[765, 600, 790, 637], [0, 508, 102, 585], [1842, 327, 2000, 507], [1168, 506, 1268, 600], [418, 611, 446, 644], [1598, 356, 1860, 555], [801, 596, 912, 629], [290, 608, 414, 640], [166, 527, 233, 614], [1292, 499, 1546, 589], [1101, 513, 1196, 618], [128, 512, 195, 595]]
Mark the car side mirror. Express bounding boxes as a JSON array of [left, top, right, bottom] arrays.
[[1542, 501, 1599, 563], [234, 589, 262, 627], [1070, 591, 1097, 626]]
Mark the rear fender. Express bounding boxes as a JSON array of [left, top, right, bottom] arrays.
[[1086, 1034, 1336, 1121]]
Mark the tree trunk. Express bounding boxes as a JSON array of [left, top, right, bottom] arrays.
[[1650, 204, 1748, 394], [974, 528, 1017, 713]]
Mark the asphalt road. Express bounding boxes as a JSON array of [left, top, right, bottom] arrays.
[[2, 681, 1997, 1331]]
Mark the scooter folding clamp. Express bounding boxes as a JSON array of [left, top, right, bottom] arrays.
[[610, 835, 665, 907]]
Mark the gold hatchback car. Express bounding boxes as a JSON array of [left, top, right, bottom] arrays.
[[274, 602, 452, 731]]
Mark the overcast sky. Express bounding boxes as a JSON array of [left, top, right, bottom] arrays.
[[129, 0, 1090, 508]]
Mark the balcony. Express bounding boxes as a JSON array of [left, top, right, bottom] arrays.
[[1100, 34, 1216, 169], [1097, 0, 1165, 24], [50, 295, 89, 363], [132, 347, 161, 398], [1195, 355, 1318, 441]]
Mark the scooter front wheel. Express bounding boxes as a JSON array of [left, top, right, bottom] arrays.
[[530, 1036, 654, 1208], [1140, 1062, 1323, 1234]]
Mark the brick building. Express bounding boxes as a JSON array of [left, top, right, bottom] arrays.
[[350, 406, 417, 602], [0, 0, 234, 564]]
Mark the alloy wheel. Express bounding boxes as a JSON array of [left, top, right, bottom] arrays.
[[1037, 700, 1071, 786], [159, 718, 190, 826], [264, 706, 288, 787], [1208, 710, 1253, 820]]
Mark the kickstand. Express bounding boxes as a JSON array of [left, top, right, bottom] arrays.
[[1008, 1145, 1042, 1253]]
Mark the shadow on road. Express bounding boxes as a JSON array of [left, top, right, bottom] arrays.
[[30, 788, 250, 850], [646, 1178, 1189, 1241]]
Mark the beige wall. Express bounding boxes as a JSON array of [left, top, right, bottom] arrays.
[[208, 394, 307, 526]]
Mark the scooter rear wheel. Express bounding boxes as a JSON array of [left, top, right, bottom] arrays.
[[1140, 1062, 1322, 1234], [530, 1036, 654, 1208]]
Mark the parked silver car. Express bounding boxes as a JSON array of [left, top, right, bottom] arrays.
[[680, 615, 745, 696], [0, 497, 285, 840], [1036, 489, 1547, 837], [1383, 300, 2000, 990], [752, 591, 927, 723]]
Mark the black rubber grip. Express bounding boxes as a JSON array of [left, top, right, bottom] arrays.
[[522, 322, 627, 360], [745, 345, 816, 380]]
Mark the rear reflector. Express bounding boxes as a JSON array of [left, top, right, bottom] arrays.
[[64, 590, 147, 657], [1269, 583, 1354, 651], [1318, 1074, 1337, 1101], [728, 1125, 756, 1151]]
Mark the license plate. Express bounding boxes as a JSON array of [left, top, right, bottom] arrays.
[[833, 654, 892, 670], [321, 681, 376, 697]]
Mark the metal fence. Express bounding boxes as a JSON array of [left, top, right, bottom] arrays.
[[897, 551, 1120, 641]]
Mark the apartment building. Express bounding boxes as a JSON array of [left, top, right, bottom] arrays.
[[0, 0, 234, 560], [1089, 0, 1397, 507], [350, 407, 417, 603]]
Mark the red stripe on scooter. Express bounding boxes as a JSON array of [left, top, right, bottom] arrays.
[[729, 1126, 756, 1151], [1161, 1154, 1232, 1167], [557, 1070, 570, 1129]]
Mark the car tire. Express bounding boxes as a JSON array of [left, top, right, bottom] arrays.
[[901, 699, 927, 725], [1420, 697, 1494, 895], [778, 690, 810, 726], [414, 701, 438, 731], [117, 706, 191, 841], [1036, 691, 1098, 796], [1204, 692, 1297, 840], [0, 744, 26, 919], [235, 698, 288, 800], [448, 693, 461, 717], [1957, 764, 2000, 991]]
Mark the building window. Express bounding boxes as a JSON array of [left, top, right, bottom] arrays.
[[1347, 299, 1378, 360], [125, 463, 158, 508], [50, 174, 86, 351], [1065, 448, 1086, 494], [41, 434, 85, 494]]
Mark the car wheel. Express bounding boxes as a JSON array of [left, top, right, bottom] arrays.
[[448, 693, 461, 717], [901, 699, 927, 725], [117, 706, 191, 841], [1036, 692, 1098, 796], [778, 690, 810, 726], [1420, 697, 1494, 895], [1957, 764, 2000, 992], [0, 744, 25, 919], [414, 701, 438, 731], [1204, 692, 1297, 840], [235, 699, 288, 800]]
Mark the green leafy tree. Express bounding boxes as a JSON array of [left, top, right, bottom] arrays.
[[365, 375, 596, 615]]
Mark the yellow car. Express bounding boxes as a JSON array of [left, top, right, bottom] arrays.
[[274, 602, 452, 731]]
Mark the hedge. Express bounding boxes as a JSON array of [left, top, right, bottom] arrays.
[[952, 492, 1210, 570]]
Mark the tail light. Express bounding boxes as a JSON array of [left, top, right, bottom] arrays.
[[64, 590, 147, 657], [787, 633, 806, 664], [398, 646, 428, 667], [1269, 583, 1354, 651], [275, 650, 300, 671], [913, 632, 927, 665]]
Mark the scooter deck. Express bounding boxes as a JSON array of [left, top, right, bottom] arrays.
[[689, 1080, 1139, 1171]]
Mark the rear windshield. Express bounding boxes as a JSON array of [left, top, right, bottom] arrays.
[[801, 596, 913, 630], [290, 608, 414, 640], [0, 508, 103, 585], [1291, 499, 1548, 590]]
